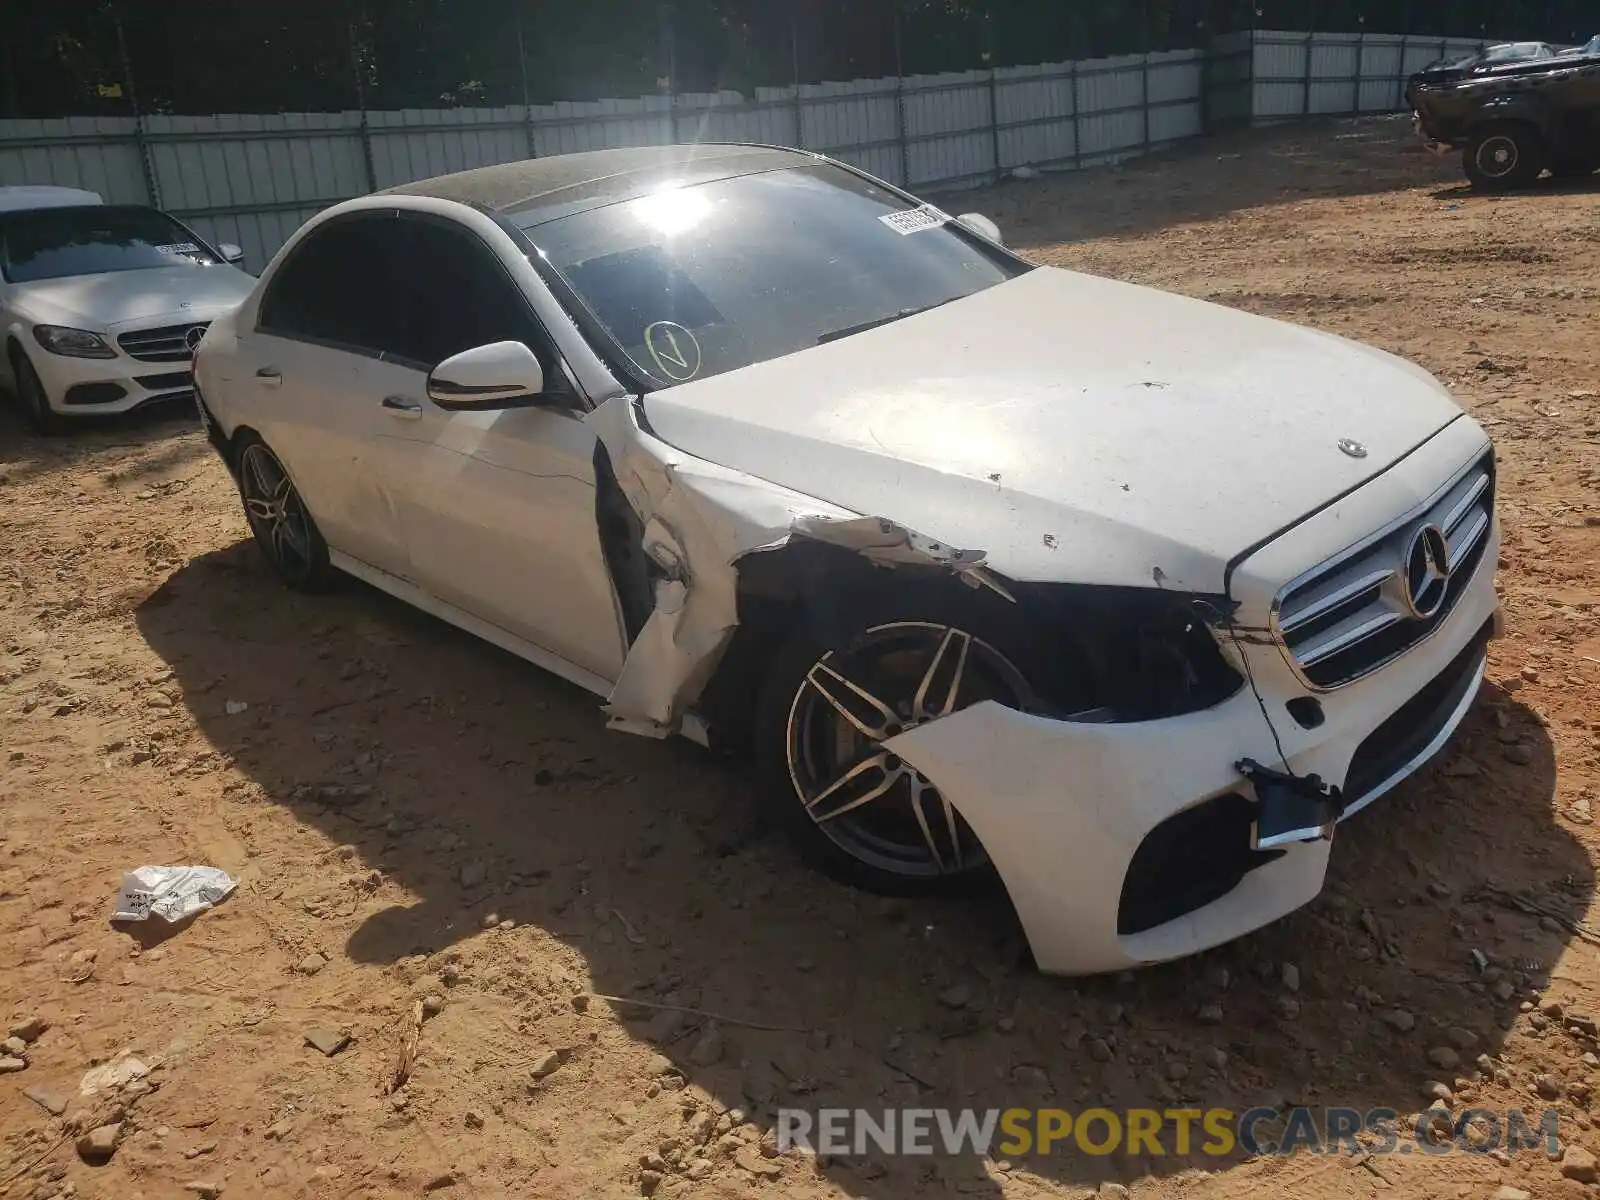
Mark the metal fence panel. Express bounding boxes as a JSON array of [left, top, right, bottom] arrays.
[[0, 117, 149, 204], [994, 61, 1077, 171], [1077, 54, 1146, 161], [0, 28, 1491, 271]]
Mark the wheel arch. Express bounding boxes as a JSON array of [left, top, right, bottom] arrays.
[[696, 540, 1028, 754], [1468, 97, 1554, 139]]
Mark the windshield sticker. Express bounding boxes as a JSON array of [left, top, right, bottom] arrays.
[[643, 321, 702, 382], [155, 242, 202, 256], [879, 205, 949, 236]]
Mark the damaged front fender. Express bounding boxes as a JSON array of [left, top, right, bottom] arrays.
[[586, 396, 1006, 737]]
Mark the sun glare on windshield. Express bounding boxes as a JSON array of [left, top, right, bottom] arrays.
[[633, 185, 713, 237]]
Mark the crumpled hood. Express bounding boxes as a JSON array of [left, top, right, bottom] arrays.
[[641, 266, 1465, 594], [11, 265, 254, 332]]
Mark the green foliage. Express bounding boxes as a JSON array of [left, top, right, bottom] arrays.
[[1, 0, 1589, 117]]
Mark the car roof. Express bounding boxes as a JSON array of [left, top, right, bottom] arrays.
[[381, 143, 813, 227], [0, 186, 104, 214]]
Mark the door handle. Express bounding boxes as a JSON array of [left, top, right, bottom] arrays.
[[255, 366, 282, 388], [382, 395, 424, 419]]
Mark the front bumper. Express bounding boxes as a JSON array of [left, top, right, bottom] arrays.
[[886, 423, 1501, 975], [29, 344, 197, 416]]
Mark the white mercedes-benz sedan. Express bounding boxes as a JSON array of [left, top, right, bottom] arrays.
[[194, 145, 1501, 975], [0, 188, 253, 432]]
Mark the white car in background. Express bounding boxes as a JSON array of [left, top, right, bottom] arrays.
[[0, 186, 253, 432], [194, 145, 1501, 975]]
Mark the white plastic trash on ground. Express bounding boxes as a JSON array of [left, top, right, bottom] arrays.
[[112, 866, 237, 924]]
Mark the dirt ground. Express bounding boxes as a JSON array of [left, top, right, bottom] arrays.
[[2, 116, 1599, 1200]]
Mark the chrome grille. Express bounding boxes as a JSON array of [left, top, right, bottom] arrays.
[[117, 322, 209, 363], [1272, 452, 1495, 689]]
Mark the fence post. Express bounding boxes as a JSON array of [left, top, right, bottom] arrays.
[[1302, 31, 1315, 117], [1140, 1, 1151, 153], [659, 2, 679, 143], [1351, 27, 1364, 116], [1397, 34, 1410, 110], [893, 8, 910, 188], [349, 23, 377, 192], [515, 7, 537, 160], [1070, 58, 1081, 169], [790, 8, 805, 149], [112, 9, 160, 208], [985, 6, 1000, 183]]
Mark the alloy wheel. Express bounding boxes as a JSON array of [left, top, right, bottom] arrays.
[[1476, 135, 1519, 178], [784, 621, 1032, 879], [239, 443, 314, 580]]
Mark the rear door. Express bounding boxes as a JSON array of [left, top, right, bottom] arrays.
[[242, 214, 408, 575]]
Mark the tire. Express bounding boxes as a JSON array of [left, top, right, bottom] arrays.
[[1463, 122, 1545, 192], [9, 347, 64, 435], [233, 432, 334, 591], [753, 612, 1037, 896]]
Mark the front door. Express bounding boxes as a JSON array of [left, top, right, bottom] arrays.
[[359, 213, 628, 682]]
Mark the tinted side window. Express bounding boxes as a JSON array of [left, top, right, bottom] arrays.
[[383, 218, 546, 370], [258, 217, 402, 353]]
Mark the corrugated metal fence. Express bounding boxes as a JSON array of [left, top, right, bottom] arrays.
[[0, 29, 1481, 273]]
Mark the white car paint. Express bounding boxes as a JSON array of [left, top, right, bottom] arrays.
[[0, 186, 103, 212], [641, 265, 1463, 593], [1, 203, 253, 418], [195, 153, 1500, 975]]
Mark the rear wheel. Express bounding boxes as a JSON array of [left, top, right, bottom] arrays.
[[1464, 122, 1545, 191], [234, 433, 333, 591], [755, 618, 1035, 894], [9, 348, 64, 435]]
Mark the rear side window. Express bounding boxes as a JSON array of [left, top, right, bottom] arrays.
[[257, 217, 402, 354]]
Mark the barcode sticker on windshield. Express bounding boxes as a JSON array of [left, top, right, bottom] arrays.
[[879, 205, 948, 235], [156, 242, 201, 255]]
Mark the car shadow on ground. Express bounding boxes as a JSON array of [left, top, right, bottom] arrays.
[[1429, 173, 1600, 202], [0, 391, 203, 478], [136, 542, 1586, 1195]]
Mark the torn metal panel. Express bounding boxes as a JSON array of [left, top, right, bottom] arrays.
[[586, 397, 999, 736]]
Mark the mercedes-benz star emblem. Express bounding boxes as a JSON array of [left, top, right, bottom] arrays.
[[1337, 438, 1368, 459], [1403, 523, 1452, 619], [184, 326, 207, 354]]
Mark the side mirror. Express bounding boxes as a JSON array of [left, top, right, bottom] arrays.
[[218, 242, 246, 266], [956, 213, 1003, 246], [428, 341, 547, 411]]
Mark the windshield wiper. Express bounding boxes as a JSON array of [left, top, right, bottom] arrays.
[[816, 297, 958, 345]]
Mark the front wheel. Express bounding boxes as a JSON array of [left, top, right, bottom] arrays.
[[1464, 122, 1545, 191], [754, 619, 1035, 895], [10, 349, 64, 435], [234, 433, 333, 591]]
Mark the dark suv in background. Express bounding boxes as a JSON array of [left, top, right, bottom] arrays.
[[1410, 36, 1600, 190]]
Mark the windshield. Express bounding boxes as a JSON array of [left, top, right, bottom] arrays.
[[1483, 42, 1548, 62], [522, 164, 1028, 388], [0, 205, 219, 283]]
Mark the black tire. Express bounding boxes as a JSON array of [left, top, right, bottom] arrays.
[[753, 607, 1038, 896], [232, 431, 334, 591], [1463, 122, 1545, 192], [9, 347, 65, 435]]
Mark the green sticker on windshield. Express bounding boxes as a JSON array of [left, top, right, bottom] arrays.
[[643, 321, 702, 382]]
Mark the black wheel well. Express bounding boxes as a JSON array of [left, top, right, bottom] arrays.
[[1468, 115, 1544, 141], [226, 423, 263, 470], [694, 540, 1247, 752], [695, 541, 995, 754]]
